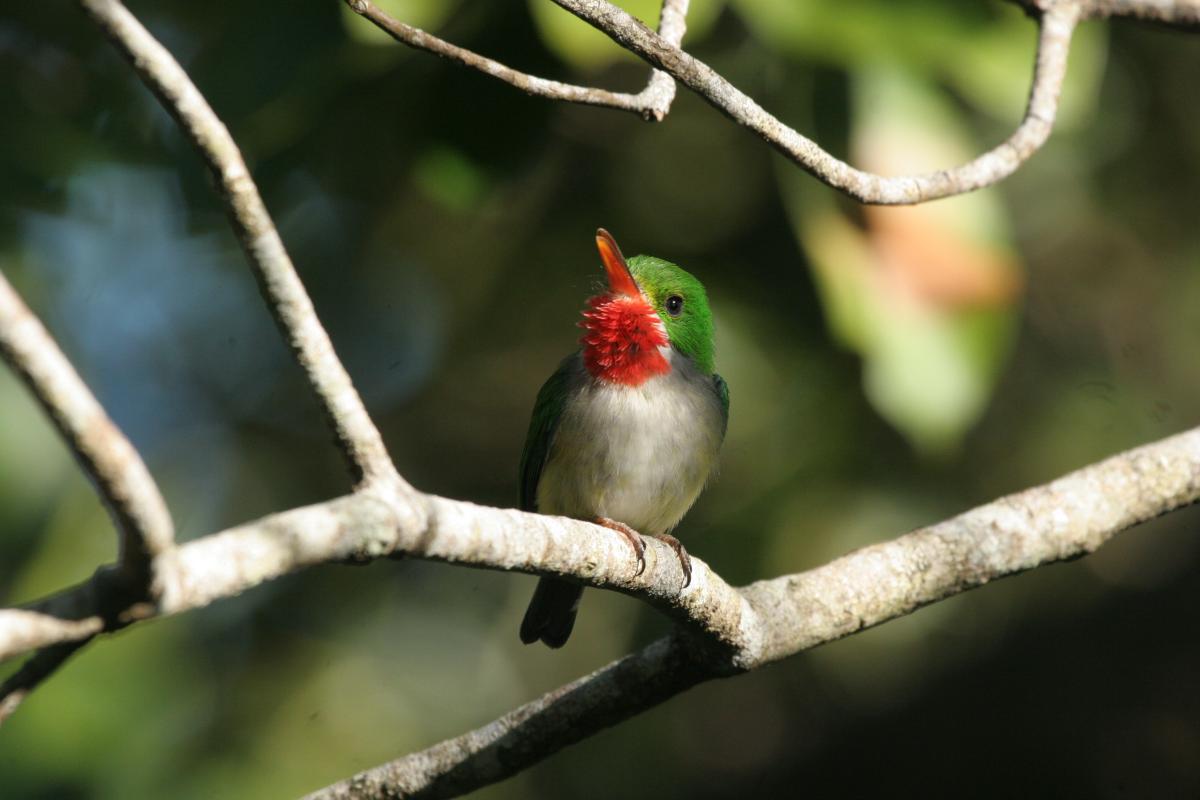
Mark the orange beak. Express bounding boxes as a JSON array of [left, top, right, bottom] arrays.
[[595, 228, 640, 297]]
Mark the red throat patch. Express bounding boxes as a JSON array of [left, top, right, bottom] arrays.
[[580, 293, 670, 386]]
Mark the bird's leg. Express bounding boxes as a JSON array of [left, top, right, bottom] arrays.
[[648, 533, 692, 588], [595, 517, 646, 577]]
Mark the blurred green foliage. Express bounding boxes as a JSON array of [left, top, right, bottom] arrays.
[[2, 1, 1200, 798], [788, 65, 1027, 453]]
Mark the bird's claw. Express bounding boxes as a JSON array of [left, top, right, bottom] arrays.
[[595, 518, 692, 587], [657, 533, 692, 588], [596, 517, 646, 577]]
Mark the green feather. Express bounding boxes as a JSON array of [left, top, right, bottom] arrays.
[[627, 255, 716, 375], [518, 355, 577, 512]]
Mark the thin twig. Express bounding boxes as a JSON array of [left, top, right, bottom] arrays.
[[638, 0, 690, 119], [0, 639, 91, 725], [343, 0, 690, 121], [0, 271, 173, 583], [0, 564, 157, 662], [304, 634, 709, 800], [347, 0, 1196, 202], [1017, 0, 1200, 27], [551, 0, 1079, 204], [77, 0, 407, 491]]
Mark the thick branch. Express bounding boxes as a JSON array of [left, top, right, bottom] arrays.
[[7, 425, 1199, 666], [2, 490, 742, 658], [343, 0, 689, 121], [307, 425, 1200, 798], [78, 0, 403, 489], [0, 271, 172, 583], [3, 422, 1197, 786], [738, 424, 1200, 666]]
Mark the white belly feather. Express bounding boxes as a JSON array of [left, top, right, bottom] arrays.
[[536, 356, 724, 536]]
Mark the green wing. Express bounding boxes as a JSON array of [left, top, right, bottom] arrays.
[[519, 354, 579, 512], [714, 373, 730, 438]]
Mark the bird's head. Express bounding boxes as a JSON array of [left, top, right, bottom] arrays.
[[580, 229, 715, 386]]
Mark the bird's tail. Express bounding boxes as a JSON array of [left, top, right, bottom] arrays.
[[519, 577, 584, 648]]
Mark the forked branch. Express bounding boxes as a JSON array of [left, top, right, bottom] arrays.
[[344, 0, 690, 121], [1, 422, 1196, 792], [349, 0, 1199, 203], [0, 271, 173, 719], [78, 0, 405, 490], [0, 272, 172, 584], [551, 0, 1079, 203], [310, 424, 1200, 798]]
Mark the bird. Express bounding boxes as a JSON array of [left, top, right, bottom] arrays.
[[518, 228, 729, 648]]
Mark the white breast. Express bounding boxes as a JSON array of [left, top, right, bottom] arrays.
[[536, 354, 725, 536]]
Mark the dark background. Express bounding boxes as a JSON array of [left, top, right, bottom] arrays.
[[2, 1, 1199, 797]]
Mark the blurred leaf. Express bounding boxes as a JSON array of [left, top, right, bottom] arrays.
[[529, 0, 725, 70], [607, 101, 769, 251], [5, 483, 114, 604], [413, 145, 489, 212], [863, 303, 1014, 455], [783, 66, 1021, 455], [730, 0, 1107, 128]]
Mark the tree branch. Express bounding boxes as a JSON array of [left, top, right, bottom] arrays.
[[0, 610, 103, 663], [346, 0, 1198, 203], [77, 0, 406, 490], [1, 421, 1196, 783], [0, 487, 739, 659], [343, 0, 689, 121], [0, 269, 174, 720], [1019, 0, 1200, 28], [307, 424, 1200, 799], [550, 0, 1080, 204], [303, 634, 709, 800], [0, 271, 172, 584]]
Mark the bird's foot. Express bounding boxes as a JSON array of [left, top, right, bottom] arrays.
[[651, 533, 692, 588], [595, 517, 646, 577]]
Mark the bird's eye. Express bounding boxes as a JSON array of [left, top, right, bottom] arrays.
[[665, 295, 684, 317]]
